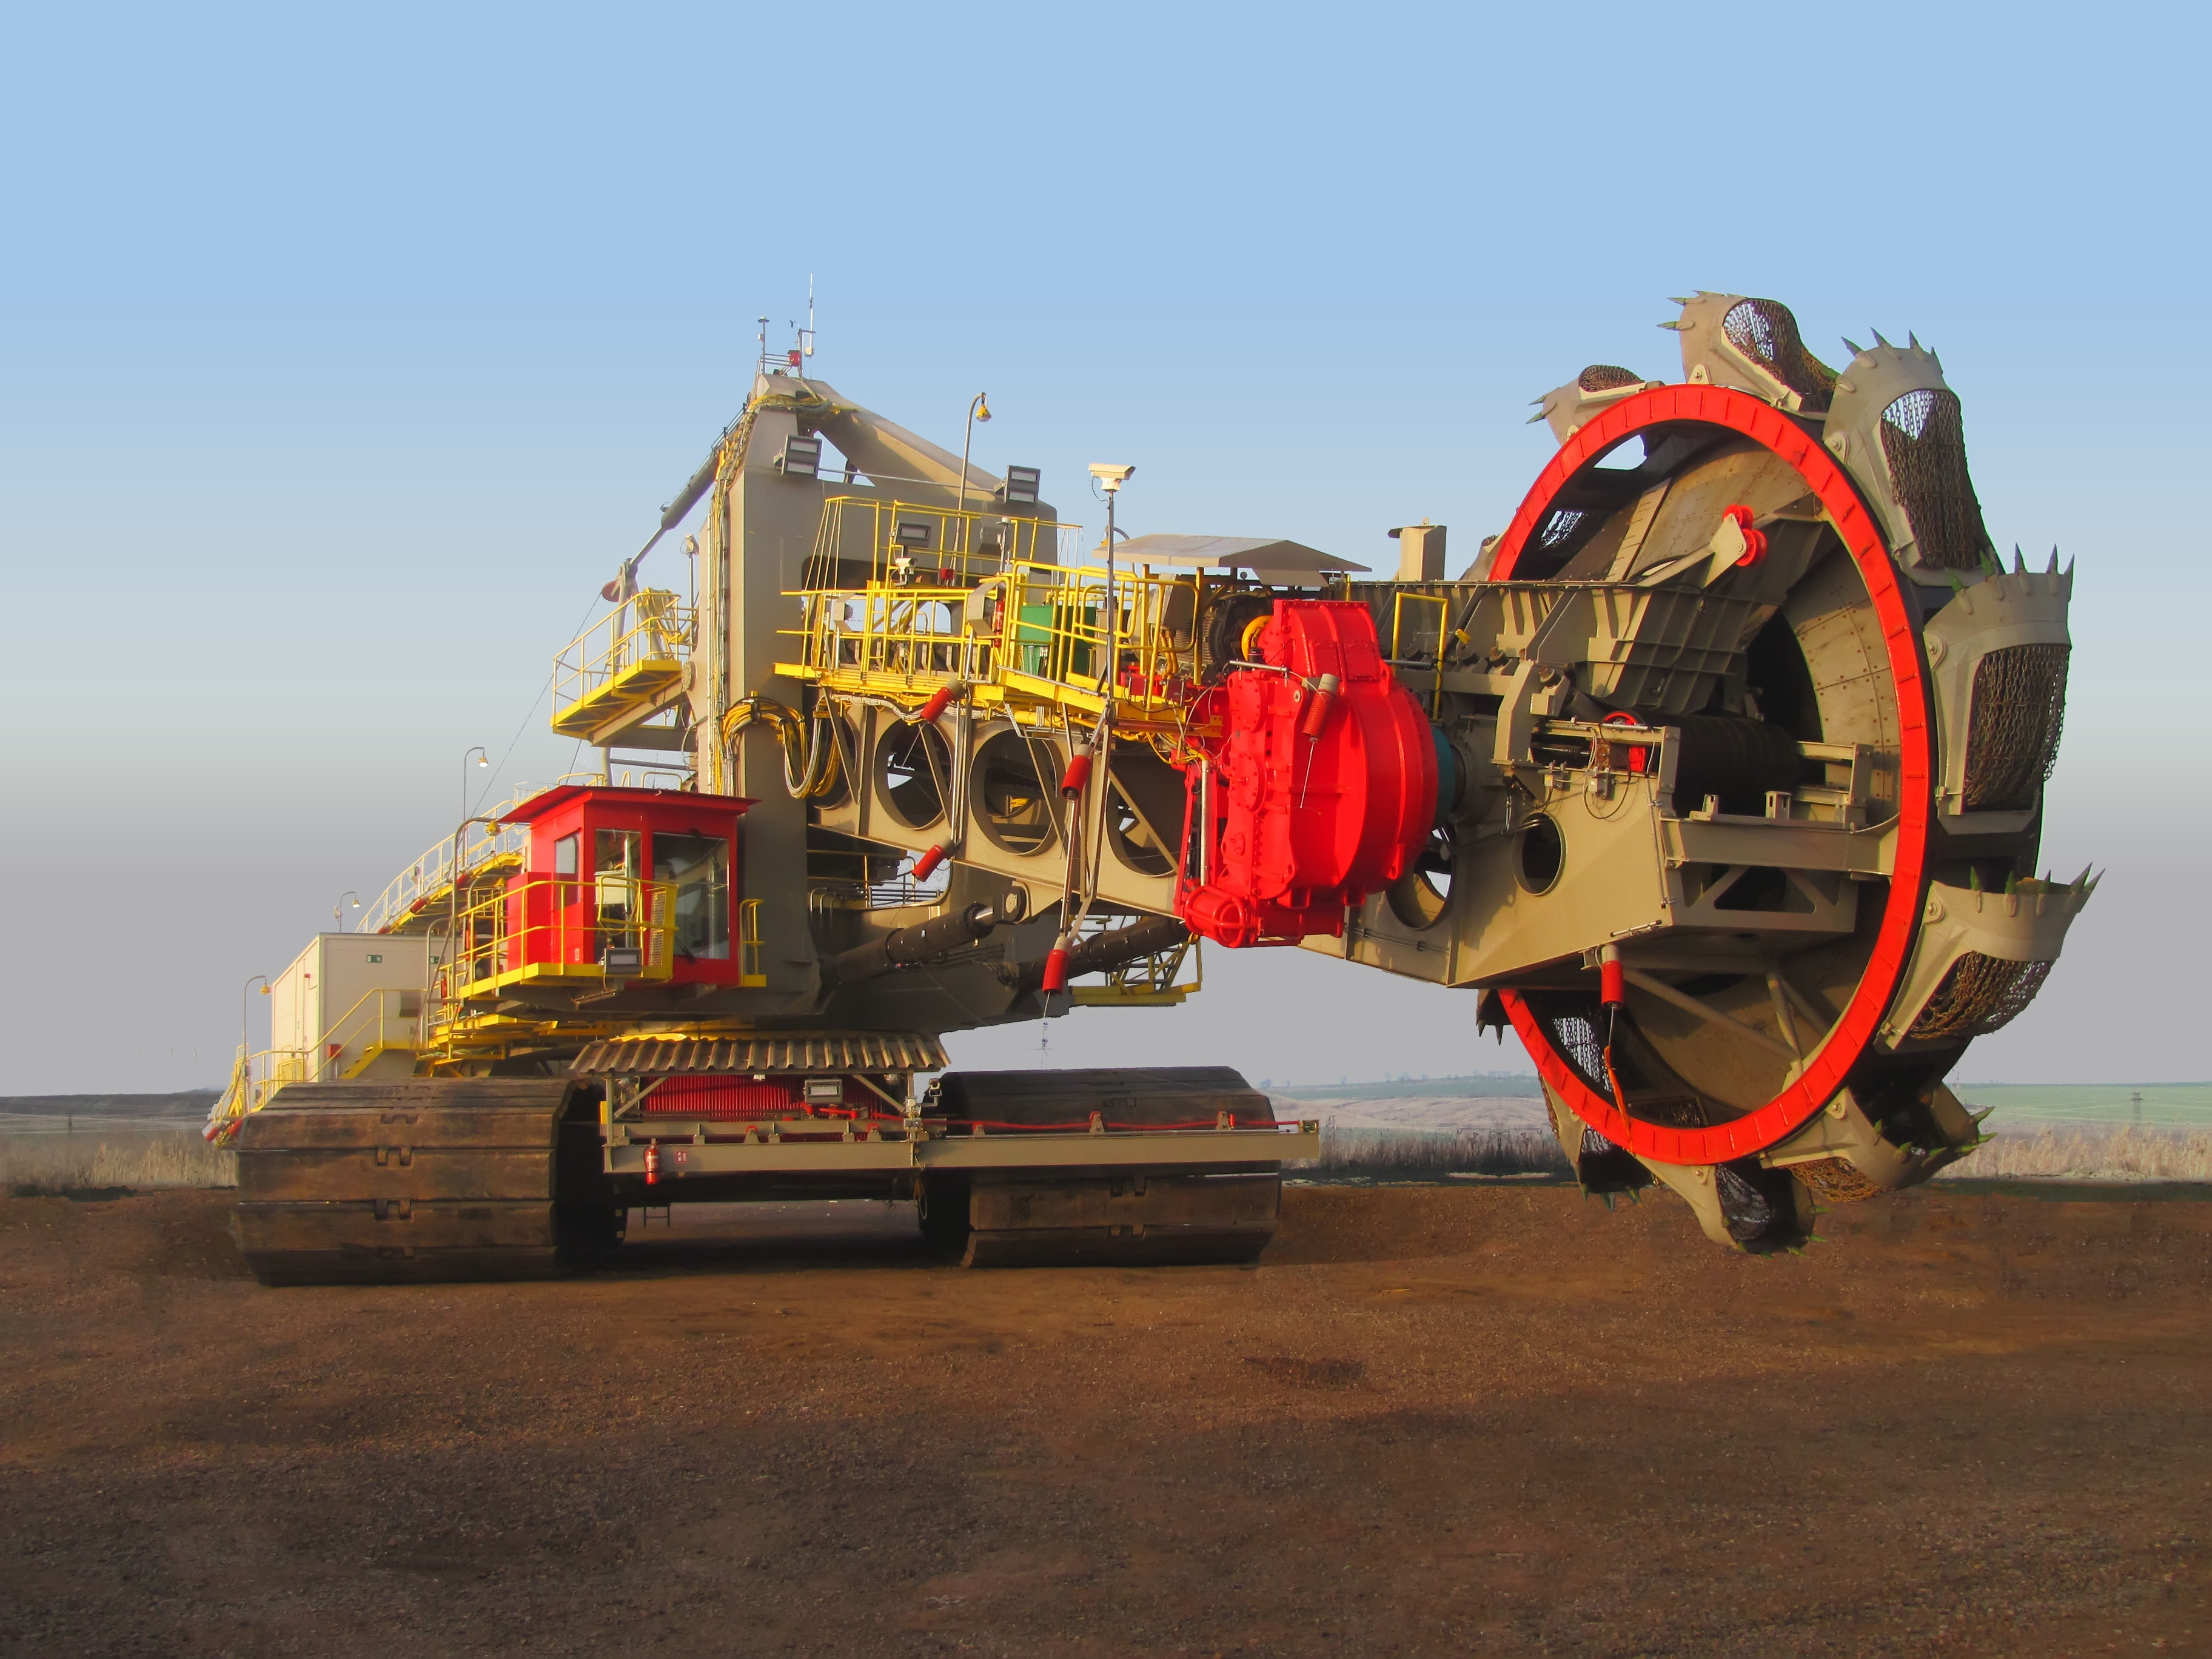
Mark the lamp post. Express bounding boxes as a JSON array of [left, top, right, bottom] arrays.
[[461, 745, 490, 825], [954, 392, 992, 526], [1087, 464, 1135, 691], [241, 973, 270, 1070], [443, 814, 506, 1008], [333, 890, 360, 933]]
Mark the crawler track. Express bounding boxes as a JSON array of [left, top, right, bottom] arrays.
[[233, 1078, 618, 1285]]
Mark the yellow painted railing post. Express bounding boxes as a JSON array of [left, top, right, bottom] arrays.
[[739, 897, 765, 985]]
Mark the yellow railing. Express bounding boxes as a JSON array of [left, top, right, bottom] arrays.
[[203, 1046, 311, 1142], [435, 874, 677, 1005], [739, 897, 765, 985], [785, 558, 1206, 731], [317, 987, 422, 1078], [804, 497, 1080, 590], [360, 814, 526, 936], [1068, 931, 1201, 1008], [1389, 591, 1451, 716], [360, 777, 607, 937], [202, 987, 427, 1141], [552, 589, 694, 737]]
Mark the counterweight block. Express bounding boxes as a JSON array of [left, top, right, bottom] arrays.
[[924, 1066, 1284, 1267]]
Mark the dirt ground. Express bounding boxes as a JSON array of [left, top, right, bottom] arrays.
[[2, 1183, 2208, 1658]]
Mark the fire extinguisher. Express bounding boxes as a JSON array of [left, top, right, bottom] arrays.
[[643, 1141, 661, 1187]]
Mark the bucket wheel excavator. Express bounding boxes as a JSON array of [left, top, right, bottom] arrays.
[[211, 292, 2088, 1280]]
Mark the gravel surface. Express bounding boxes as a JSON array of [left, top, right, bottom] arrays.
[[1, 1185, 2207, 1656]]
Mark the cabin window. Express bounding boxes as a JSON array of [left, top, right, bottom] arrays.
[[594, 829, 642, 920], [654, 833, 730, 960], [552, 834, 579, 877]]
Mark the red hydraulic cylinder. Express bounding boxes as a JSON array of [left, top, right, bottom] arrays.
[[1041, 934, 1074, 993], [1299, 672, 1341, 739], [914, 683, 962, 725]]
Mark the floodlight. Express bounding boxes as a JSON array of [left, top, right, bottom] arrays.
[[894, 519, 934, 550], [1002, 465, 1042, 505], [778, 435, 823, 479]]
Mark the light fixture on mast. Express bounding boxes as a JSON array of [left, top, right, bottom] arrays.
[[1088, 464, 1136, 692], [956, 393, 993, 519]]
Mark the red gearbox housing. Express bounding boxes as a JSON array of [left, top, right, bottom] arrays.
[[1176, 598, 1438, 948]]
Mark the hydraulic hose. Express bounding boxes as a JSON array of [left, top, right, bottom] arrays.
[[722, 696, 840, 799]]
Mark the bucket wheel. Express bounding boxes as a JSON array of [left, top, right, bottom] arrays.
[[1487, 382, 1965, 1239]]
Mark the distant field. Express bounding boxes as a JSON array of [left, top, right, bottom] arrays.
[[1273, 1074, 1544, 1101], [1272, 1074, 2212, 1127], [0, 1125, 235, 1193], [0, 1091, 216, 1121], [2, 1081, 2203, 1198], [1946, 1083, 2212, 1127]]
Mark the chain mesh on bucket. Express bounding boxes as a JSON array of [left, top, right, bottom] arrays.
[[1962, 643, 2068, 810], [1548, 1011, 1609, 1092], [1788, 1155, 1884, 1204], [1721, 299, 1837, 411], [1715, 1164, 1777, 1242], [1539, 1002, 1712, 1128], [1880, 387, 1993, 570], [1907, 953, 2054, 1041], [1578, 364, 1643, 391], [1521, 505, 1606, 578]]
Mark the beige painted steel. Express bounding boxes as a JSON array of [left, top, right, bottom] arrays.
[[692, 373, 1062, 1010], [269, 933, 427, 1080], [603, 1121, 1316, 1178]]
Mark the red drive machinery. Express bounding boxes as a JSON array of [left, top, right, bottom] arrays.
[[1177, 599, 1441, 948]]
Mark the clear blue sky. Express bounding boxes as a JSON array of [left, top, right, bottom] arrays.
[[2, 1, 2204, 1091]]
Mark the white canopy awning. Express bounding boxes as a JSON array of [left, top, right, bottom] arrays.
[[1112, 534, 1369, 578]]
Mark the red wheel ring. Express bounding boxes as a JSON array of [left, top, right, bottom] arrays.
[[1490, 385, 1932, 1167]]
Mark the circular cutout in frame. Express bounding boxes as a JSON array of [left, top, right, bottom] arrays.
[[873, 721, 953, 830]]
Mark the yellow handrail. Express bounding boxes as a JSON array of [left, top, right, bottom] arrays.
[[1389, 591, 1451, 716], [203, 1045, 312, 1142], [360, 794, 541, 936], [431, 874, 678, 1011], [551, 589, 694, 736], [313, 987, 423, 1079], [202, 986, 426, 1141], [805, 496, 1080, 591], [785, 557, 1205, 732], [739, 897, 765, 986]]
